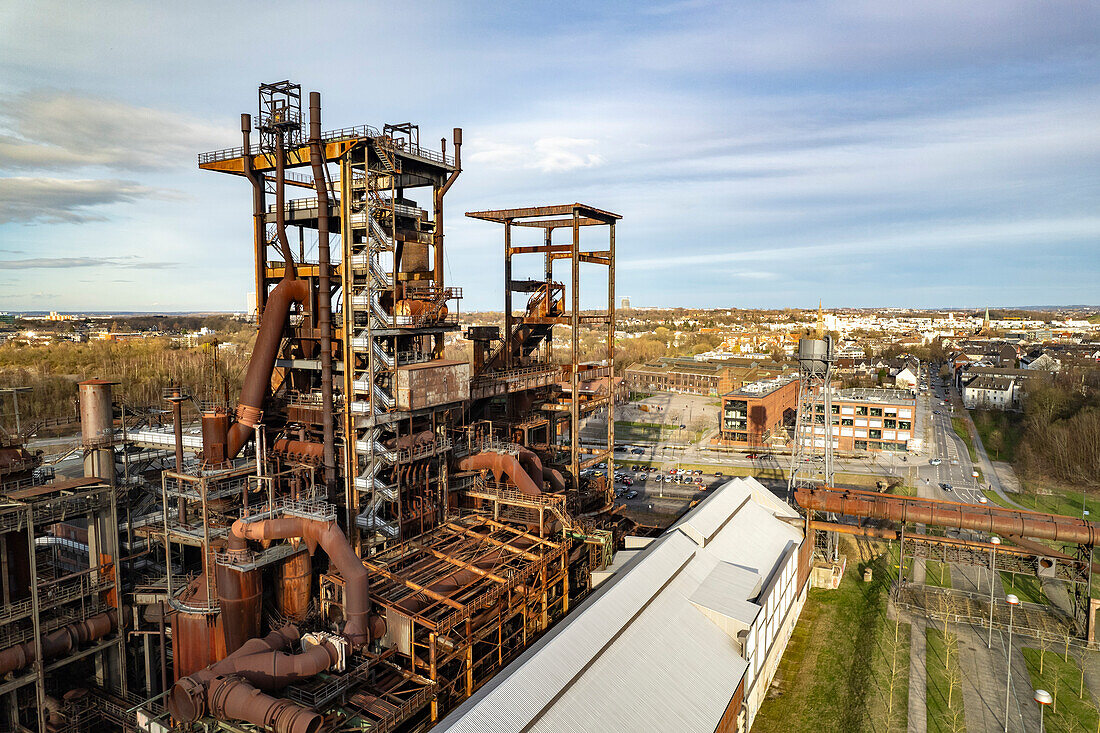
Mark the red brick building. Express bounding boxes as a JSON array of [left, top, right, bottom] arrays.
[[719, 377, 799, 448]]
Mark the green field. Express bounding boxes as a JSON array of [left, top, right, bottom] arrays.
[[924, 560, 952, 589], [754, 544, 910, 733], [1000, 572, 1047, 606], [951, 417, 983, 482], [969, 410, 1024, 463], [926, 626, 966, 733], [1022, 647, 1099, 732]]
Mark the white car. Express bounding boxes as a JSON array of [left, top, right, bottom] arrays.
[[930, 458, 942, 466]]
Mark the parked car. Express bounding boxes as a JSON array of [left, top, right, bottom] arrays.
[[630, 447, 645, 454], [625, 490, 638, 500], [715, 471, 724, 477]]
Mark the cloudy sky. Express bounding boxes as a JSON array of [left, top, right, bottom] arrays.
[[0, 0, 1097, 311]]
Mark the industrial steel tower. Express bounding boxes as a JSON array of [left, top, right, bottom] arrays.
[[788, 335, 836, 496]]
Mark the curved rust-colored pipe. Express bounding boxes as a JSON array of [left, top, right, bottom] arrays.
[[516, 448, 544, 491], [458, 452, 542, 497], [232, 517, 371, 646], [543, 467, 566, 493], [0, 609, 117, 675], [226, 277, 309, 458], [168, 626, 334, 733], [795, 486, 1100, 545], [308, 91, 336, 491]]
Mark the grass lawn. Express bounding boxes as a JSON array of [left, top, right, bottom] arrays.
[[926, 625, 966, 733], [1000, 572, 1046, 605], [969, 409, 1024, 463], [925, 560, 952, 589], [754, 544, 911, 733], [951, 417, 978, 463], [1022, 647, 1100, 732]]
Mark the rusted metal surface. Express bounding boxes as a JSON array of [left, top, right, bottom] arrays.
[[168, 626, 337, 733], [394, 360, 470, 411], [232, 516, 373, 646], [308, 91, 336, 493], [171, 574, 226, 678], [77, 379, 115, 447], [201, 408, 229, 465], [796, 486, 1100, 545], [0, 609, 116, 675], [214, 561, 262, 656], [275, 549, 312, 622]]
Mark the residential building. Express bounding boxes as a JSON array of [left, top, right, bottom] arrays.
[[625, 357, 792, 397], [962, 375, 1021, 410], [437, 477, 811, 733]]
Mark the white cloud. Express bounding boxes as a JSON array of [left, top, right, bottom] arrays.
[[468, 135, 603, 173], [0, 176, 163, 223]]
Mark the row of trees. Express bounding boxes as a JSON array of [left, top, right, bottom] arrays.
[[1015, 374, 1100, 488], [0, 338, 252, 426]]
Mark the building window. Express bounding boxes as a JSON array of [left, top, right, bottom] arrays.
[[870, 407, 883, 417], [898, 421, 911, 430], [831, 404, 839, 414], [841, 418, 853, 426], [884, 419, 897, 429], [856, 406, 868, 416], [854, 440, 868, 450], [869, 429, 882, 439]]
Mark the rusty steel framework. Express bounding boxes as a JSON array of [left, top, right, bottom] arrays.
[[799, 486, 1100, 636], [0, 81, 632, 733]]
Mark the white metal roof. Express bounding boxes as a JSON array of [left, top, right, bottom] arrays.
[[437, 477, 802, 733]]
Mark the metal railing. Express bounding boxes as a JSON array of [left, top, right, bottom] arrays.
[[198, 123, 455, 167]]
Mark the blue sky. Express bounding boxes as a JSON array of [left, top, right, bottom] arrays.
[[0, 0, 1097, 311]]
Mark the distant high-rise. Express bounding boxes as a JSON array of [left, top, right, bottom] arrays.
[[621, 296, 631, 308]]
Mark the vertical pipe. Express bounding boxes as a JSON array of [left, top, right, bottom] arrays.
[[27, 508, 46, 733], [158, 600, 168, 695], [607, 220, 615, 508], [309, 91, 336, 493], [503, 220, 512, 369], [242, 114, 266, 319], [171, 390, 186, 523], [570, 209, 580, 490]]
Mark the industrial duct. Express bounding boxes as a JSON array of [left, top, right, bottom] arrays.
[[458, 452, 542, 497], [167, 626, 339, 733], [795, 486, 1100, 545], [231, 517, 376, 646], [0, 609, 117, 675]]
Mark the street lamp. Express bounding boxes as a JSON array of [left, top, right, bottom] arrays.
[[1033, 689, 1052, 733], [1004, 593, 1020, 732], [988, 536, 1000, 649]]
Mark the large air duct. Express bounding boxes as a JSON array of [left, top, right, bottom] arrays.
[[226, 120, 309, 460], [231, 517, 373, 646], [0, 609, 117, 675], [458, 452, 542, 497], [795, 486, 1100, 545], [167, 626, 337, 733]]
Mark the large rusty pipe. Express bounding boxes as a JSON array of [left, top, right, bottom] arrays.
[[308, 91, 336, 492], [231, 517, 371, 646], [226, 277, 309, 458], [273, 133, 296, 279], [168, 626, 334, 733], [796, 486, 1100, 545], [433, 128, 461, 289], [242, 114, 266, 318], [206, 676, 323, 733], [0, 609, 117, 675], [515, 447, 544, 491], [543, 467, 566, 493], [270, 438, 324, 465], [457, 452, 542, 497]]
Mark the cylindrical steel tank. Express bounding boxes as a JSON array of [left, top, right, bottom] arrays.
[[274, 548, 312, 622], [78, 379, 115, 446], [201, 409, 230, 466], [797, 338, 830, 376], [214, 562, 262, 656], [171, 574, 227, 678]]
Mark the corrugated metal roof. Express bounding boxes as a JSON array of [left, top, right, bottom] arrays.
[[437, 476, 803, 733]]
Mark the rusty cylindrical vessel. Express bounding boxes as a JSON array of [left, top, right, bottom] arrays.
[[78, 379, 114, 445], [215, 562, 262, 656], [171, 574, 226, 678], [201, 408, 230, 465], [274, 548, 312, 622]]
